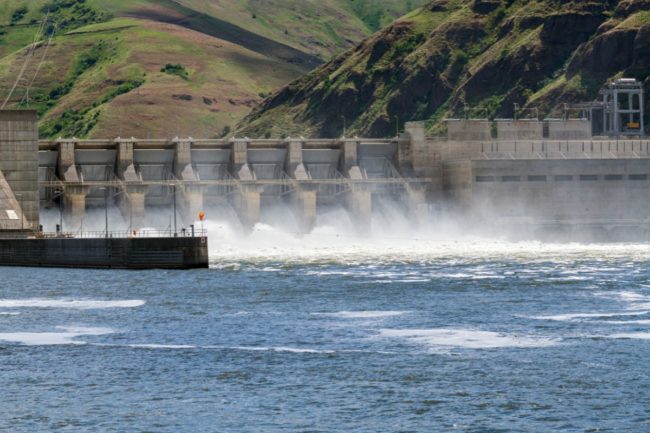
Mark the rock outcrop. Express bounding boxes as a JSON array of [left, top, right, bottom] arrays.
[[238, 0, 650, 138]]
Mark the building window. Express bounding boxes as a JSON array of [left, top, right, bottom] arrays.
[[629, 174, 648, 181], [527, 175, 546, 182], [476, 176, 495, 182], [554, 175, 573, 181], [579, 175, 598, 181], [501, 176, 521, 182], [604, 175, 624, 181]]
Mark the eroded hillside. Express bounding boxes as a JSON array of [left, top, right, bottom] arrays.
[[238, 0, 650, 138], [0, 0, 427, 138]]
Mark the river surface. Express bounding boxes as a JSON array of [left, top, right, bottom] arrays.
[[1, 233, 650, 432]]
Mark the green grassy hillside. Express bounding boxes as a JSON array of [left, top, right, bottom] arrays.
[[0, 0, 427, 138], [238, 0, 650, 138]]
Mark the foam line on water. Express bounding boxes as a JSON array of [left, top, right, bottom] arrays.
[[92, 343, 396, 355], [603, 320, 650, 325], [127, 344, 197, 349], [0, 299, 146, 309], [379, 328, 559, 349], [0, 327, 114, 346], [609, 333, 650, 340], [314, 311, 407, 319], [0, 312, 20, 316], [529, 311, 649, 321]]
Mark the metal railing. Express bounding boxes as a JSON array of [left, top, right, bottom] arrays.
[[0, 228, 207, 240]]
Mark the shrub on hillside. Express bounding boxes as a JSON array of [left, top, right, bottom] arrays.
[[161, 64, 189, 80]]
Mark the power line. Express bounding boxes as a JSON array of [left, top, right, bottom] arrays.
[[2, 13, 48, 109], [22, 22, 56, 104]]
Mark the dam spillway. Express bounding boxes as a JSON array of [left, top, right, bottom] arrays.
[[37, 118, 650, 240], [38, 135, 431, 233]]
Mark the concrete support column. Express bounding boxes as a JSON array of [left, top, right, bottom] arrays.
[[285, 138, 317, 232], [64, 187, 86, 228], [233, 186, 261, 232], [290, 188, 317, 233], [230, 139, 261, 231], [285, 139, 304, 176], [116, 140, 135, 178], [174, 139, 204, 223], [342, 138, 359, 173], [345, 185, 372, 235], [405, 121, 437, 176], [340, 141, 372, 233], [231, 140, 249, 169], [405, 183, 428, 225], [116, 139, 146, 227], [396, 135, 414, 176], [118, 186, 146, 229], [57, 141, 80, 182], [181, 185, 203, 223]]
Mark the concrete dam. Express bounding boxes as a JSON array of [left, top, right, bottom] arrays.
[[38, 116, 650, 240]]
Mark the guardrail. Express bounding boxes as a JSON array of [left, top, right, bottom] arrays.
[[0, 228, 208, 240]]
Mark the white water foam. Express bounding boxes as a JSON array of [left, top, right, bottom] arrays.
[[95, 343, 338, 354], [531, 311, 649, 322], [0, 299, 145, 309], [609, 333, 650, 340], [603, 320, 650, 325], [199, 206, 650, 262], [208, 345, 336, 354], [0, 326, 114, 345], [379, 328, 559, 349], [202, 210, 650, 264], [315, 311, 407, 319], [610, 291, 650, 310], [127, 344, 197, 349], [0, 312, 20, 316]]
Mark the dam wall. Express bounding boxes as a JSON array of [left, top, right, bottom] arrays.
[[39, 136, 430, 232], [37, 118, 650, 236]]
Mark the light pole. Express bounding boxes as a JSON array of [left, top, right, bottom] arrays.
[[394, 115, 399, 137], [341, 115, 346, 138]]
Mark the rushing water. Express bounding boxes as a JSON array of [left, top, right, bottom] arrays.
[[1, 228, 650, 431]]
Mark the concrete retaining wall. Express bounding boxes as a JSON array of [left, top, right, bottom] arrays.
[[0, 236, 208, 269], [0, 110, 39, 228]]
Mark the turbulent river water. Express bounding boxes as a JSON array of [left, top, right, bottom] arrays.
[[1, 216, 650, 432]]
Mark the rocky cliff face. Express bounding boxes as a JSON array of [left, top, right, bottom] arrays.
[[238, 0, 650, 138]]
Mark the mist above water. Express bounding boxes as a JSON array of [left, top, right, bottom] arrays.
[[38, 197, 650, 264]]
